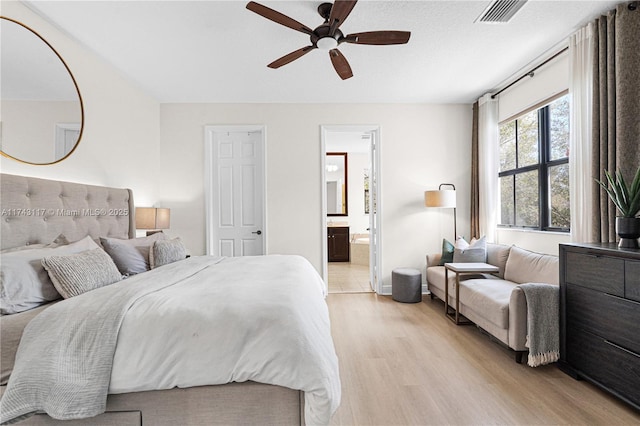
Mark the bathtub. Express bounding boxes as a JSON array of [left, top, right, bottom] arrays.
[[350, 234, 369, 266]]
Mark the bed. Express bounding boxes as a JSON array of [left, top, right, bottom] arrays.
[[0, 173, 340, 425]]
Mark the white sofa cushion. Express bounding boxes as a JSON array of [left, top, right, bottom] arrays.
[[504, 246, 559, 285], [486, 243, 511, 278], [459, 279, 519, 328], [426, 266, 456, 293]]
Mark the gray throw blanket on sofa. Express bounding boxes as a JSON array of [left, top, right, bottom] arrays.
[[520, 283, 560, 367], [0, 257, 216, 425]]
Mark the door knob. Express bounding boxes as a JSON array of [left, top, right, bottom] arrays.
[[252, 230, 262, 235]]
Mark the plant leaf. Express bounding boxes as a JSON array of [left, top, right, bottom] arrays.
[[596, 167, 640, 217], [606, 170, 627, 214], [616, 170, 630, 209], [630, 166, 640, 202]]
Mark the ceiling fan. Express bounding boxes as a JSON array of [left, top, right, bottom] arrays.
[[246, 0, 411, 80]]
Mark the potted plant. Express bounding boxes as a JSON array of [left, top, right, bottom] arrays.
[[597, 166, 640, 248]]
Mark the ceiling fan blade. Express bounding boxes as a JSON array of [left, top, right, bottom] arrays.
[[329, 49, 353, 80], [268, 46, 316, 69], [246, 1, 313, 35], [344, 31, 411, 45], [328, 0, 358, 34]]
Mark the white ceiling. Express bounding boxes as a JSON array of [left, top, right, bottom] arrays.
[[24, 0, 618, 104]]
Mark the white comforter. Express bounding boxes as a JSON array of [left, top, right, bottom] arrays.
[[110, 254, 340, 425]]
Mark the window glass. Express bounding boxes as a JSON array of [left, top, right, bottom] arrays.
[[549, 164, 570, 229], [517, 110, 538, 167], [515, 170, 539, 227], [497, 93, 570, 232], [499, 121, 516, 172], [549, 96, 570, 161], [500, 175, 514, 225]]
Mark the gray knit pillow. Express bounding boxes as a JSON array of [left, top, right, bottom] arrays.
[[41, 249, 122, 299], [150, 238, 187, 269]]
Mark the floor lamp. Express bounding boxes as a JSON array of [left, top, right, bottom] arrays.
[[424, 183, 457, 239]]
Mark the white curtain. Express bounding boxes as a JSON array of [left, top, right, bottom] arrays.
[[478, 93, 499, 243], [568, 24, 594, 243]]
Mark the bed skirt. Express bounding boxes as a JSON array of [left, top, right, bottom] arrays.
[[0, 382, 303, 425]]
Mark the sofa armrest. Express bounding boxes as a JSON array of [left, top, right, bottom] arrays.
[[426, 253, 442, 268], [508, 287, 528, 351]]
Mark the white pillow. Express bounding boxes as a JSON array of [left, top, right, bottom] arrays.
[[42, 249, 122, 299], [453, 236, 487, 263], [0, 236, 100, 315]]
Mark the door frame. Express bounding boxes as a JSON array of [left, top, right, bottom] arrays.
[[204, 125, 267, 256], [321, 125, 382, 294]]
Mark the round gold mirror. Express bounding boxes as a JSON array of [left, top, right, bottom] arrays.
[[0, 17, 84, 165]]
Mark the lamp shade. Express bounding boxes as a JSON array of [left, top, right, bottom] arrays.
[[424, 190, 456, 208], [136, 207, 170, 230]]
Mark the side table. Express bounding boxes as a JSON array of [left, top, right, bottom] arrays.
[[444, 262, 499, 325]]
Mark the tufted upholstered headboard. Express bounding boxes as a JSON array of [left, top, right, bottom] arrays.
[[0, 174, 135, 250]]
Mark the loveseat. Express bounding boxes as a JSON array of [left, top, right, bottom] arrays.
[[426, 244, 559, 362]]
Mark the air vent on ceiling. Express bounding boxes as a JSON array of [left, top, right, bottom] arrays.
[[475, 0, 528, 23]]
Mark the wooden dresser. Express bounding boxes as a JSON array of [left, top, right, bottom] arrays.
[[559, 243, 640, 410]]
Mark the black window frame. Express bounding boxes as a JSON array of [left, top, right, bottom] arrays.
[[498, 93, 570, 232]]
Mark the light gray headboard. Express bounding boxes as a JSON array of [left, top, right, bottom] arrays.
[[0, 174, 135, 250]]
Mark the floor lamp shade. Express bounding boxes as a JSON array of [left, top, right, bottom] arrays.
[[424, 184, 457, 238], [136, 207, 170, 231], [424, 190, 456, 208]]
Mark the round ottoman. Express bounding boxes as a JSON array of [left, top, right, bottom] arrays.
[[392, 268, 422, 303]]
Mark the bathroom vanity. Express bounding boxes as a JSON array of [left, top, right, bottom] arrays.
[[328, 226, 350, 262]]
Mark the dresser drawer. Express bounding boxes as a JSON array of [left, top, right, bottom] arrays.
[[566, 283, 640, 355], [565, 251, 624, 296], [566, 327, 640, 409], [626, 260, 640, 303]]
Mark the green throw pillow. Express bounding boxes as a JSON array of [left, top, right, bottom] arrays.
[[438, 238, 455, 265]]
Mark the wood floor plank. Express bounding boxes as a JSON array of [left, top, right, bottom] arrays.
[[327, 293, 640, 425]]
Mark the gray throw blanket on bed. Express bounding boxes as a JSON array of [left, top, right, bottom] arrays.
[[520, 283, 560, 367], [0, 257, 216, 425]]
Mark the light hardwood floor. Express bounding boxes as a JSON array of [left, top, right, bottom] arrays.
[[328, 263, 373, 293], [327, 293, 640, 425]]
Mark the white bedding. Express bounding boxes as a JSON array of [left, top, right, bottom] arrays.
[[110, 254, 340, 425]]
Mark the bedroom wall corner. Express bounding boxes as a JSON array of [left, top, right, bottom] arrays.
[[0, 0, 161, 206]]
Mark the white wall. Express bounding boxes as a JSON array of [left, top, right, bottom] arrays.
[[0, 1, 160, 207], [496, 229, 569, 255], [159, 103, 472, 291]]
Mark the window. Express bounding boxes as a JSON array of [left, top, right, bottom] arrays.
[[499, 94, 570, 231]]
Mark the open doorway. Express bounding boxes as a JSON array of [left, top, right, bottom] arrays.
[[321, 125, 381, 294]]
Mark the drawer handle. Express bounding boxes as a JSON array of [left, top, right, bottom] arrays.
[[604, 340, 640, 358], [585, 252, 603, 258]]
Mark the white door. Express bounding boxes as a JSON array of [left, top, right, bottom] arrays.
[[205, 126, 265, 257]]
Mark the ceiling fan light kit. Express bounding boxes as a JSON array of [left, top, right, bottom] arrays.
[[316, 36, 339, 50], [246, 0, 411, 80]]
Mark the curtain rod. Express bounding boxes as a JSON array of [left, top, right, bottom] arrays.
[[491, 46, 569, 99]]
